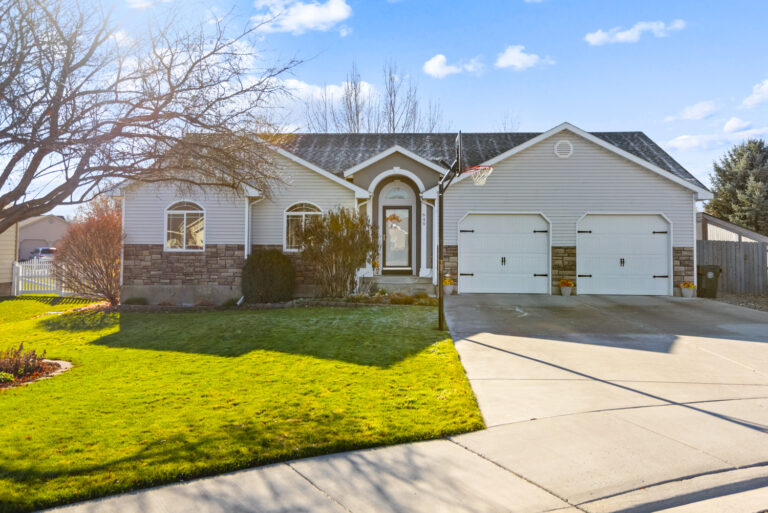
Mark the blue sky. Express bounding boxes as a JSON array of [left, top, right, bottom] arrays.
[[115, 0, 768, 189]]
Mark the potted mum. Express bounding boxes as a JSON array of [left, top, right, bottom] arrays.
[[443, 276, 455, 296], [559, 279, 575, 296], [680, 281, 696, 298]]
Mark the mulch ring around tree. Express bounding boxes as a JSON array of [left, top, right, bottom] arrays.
[[0, 360, 72, 390]]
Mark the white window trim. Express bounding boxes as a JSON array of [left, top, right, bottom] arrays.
[[164, 201, 206, 252], [283, 201, 323, 253]]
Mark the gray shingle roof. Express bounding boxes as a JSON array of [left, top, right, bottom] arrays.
[[275, 132, 706, 190]]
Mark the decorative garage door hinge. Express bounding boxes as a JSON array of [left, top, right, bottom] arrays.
[[533, 230, 548, 233], [460, 229, 474, 233], [653, 275, 669, 278], [533, 273, 549, 277], [578, 230, 592, 233], [652, 231, 668, 234], [578, 274, 592, 277], [460, 273, 474, 276]]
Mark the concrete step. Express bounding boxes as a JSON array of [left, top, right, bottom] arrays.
[[360, 276, 436, 296]]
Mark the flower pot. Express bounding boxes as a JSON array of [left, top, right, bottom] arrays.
[[681, 287, 695, 298], [444, 284, 455, 296], [560, 286, 573, 297]]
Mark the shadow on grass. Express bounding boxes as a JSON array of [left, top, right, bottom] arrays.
[[0, 419, 477, 513], [40, 308, 445, 367], [0, 296, 93, 306]]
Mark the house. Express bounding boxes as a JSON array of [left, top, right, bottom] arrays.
[[17, 215, 70, 261], [113, 122, 712, 304], [0, 224, 19, 296], [697, 212, 768, 244]]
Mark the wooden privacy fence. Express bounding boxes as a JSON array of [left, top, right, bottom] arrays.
[[11, 260, 72, 296], [697, 240, 768, 295]]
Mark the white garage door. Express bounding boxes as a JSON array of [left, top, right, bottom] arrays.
[[577, 214, 671, 295], [458, 214, 550, 294]]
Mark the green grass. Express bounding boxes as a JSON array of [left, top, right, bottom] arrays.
[[0, 298, 483, 512]]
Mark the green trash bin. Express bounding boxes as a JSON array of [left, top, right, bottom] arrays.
[[697, 265, 721, 298]]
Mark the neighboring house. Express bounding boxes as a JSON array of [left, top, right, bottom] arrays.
[[113, 122, 712, 304], [17, 215, 70, 261], [0, 224, 19, 296], [697, 212, 768, 244]]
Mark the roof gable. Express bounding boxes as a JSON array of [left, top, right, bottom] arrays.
[[421, 123, 712, 199]]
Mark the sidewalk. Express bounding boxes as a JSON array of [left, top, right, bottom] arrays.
[[45, 439, 573, 513]]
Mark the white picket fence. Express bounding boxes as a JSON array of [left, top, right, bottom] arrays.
[[11, 260, 72, 296]]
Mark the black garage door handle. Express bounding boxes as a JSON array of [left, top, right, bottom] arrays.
[[653, 275, 669, 278], [578, 274, 592, 278], [460, 273, 474, 276]]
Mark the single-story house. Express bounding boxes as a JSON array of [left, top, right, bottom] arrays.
[[697, 212, 768, 244], [113, 122, 712, 304], [18, 215, 70, 261], [0, 224, 19, 296]]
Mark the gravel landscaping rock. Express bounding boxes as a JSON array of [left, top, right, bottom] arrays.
[[712, 293, 768, 313]]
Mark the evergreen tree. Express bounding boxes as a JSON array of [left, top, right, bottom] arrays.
[[706, 139, 768, 236]]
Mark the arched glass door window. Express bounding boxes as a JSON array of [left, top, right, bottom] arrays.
[[166, 202, 205, 251], [285, 202, 322, 251]]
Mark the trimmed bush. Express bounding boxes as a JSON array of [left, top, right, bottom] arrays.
[[242, 249, 295, 303], [0, 372, 14, 383]]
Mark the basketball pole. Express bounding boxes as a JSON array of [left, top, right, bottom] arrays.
[[438, 132, 462, 331]]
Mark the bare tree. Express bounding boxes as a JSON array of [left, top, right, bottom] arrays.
[[302, 60, 447, 134], [0, 0, 299, 235], [53, 196, 122, 306], [497, 110, 520, 132]]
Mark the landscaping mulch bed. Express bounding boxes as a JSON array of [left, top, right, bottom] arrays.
[[713, 293, 768, 313], [0, 359, 72, 390]]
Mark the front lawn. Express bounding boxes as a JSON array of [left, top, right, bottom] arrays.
[[0, 299, 483, 512]]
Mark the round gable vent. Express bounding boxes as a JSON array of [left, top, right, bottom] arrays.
[[554, 140, 573, 159]]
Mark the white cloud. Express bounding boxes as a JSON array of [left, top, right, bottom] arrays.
[[585, 19, 686, 46], [668, 127, 768, 150], [422, 54, 483, 78], [495, 45, 550, 71], [109, 30, 132, 46], [723, 117, 752, 133], [664, 100, 716, 122], [742, 78, 768, 108], [338, 24, 351, 37], [126, 0, 170, 8], [253, 0, 352, 35], [283, 77, 374, 101], [423, 54, 462, 78]]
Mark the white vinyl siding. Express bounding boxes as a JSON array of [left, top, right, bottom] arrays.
[[0, 224, 17, 283], [124, 184, 245, 245], [251, 154, 356, 245], [443, 131, 695, 248]]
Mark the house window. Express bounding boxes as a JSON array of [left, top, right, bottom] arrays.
[[166, 201, 205, 251], [285, 202, 322, 251], [384, 186, 410, 200]]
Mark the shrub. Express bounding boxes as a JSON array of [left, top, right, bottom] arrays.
[[220, 297, 240, 307], [53, 196, 123, 306], [0, 343, 47, 377], [297, 208, 377, 298], [388, 293, 415, 305], [242, 249, 295, 303], [0, 372, 14, 383], [122, 297, 148, 305]]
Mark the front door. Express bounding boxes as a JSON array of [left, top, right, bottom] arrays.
[[383, 206, 411, 271]]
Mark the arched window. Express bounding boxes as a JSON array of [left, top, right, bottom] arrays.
[[285, 202, 321, 251], [384, 185, 410, 200], [166, 201, 205, 251]]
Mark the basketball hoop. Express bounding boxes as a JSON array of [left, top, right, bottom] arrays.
[[463, 165, 493, 186]]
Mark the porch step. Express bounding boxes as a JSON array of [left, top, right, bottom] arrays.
[[360, 276, 436, 296]]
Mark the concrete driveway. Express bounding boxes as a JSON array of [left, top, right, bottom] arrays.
[[446, 294, 768, 512]]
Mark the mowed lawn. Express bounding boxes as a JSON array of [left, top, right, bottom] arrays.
[[0, 298, 483, 513]]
